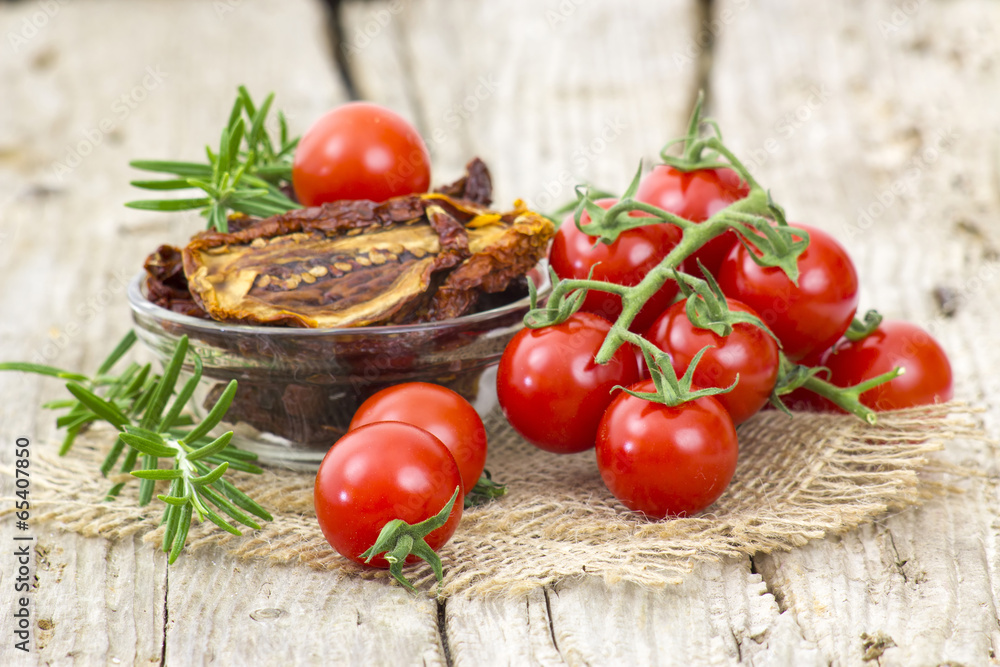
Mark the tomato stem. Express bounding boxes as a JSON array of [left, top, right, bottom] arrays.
[[360, 486, 461, 593], [770, 352, 904, 424], [845, 309, 884, 342], [800, 368, 905, 424]]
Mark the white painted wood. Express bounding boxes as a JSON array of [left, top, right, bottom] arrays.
[[711, 1, 1000, 664], [342, 0, 705, 208], [0, 0, 998, 665]]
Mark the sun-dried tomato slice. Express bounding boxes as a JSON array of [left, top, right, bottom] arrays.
[[178, 162, 553, 328]]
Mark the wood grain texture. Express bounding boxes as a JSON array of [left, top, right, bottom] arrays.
[[1, 0, 999, 665], [341, 0, 703, 208], [710, 1, 1000, 664], [0, 0, 351, 664]]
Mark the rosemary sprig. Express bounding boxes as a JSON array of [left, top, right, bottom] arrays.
[[125, 86, 301, 232], [1, 331, 271, 562]]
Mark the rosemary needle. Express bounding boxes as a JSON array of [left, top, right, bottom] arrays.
[[125, 86, 301, 232], [0, 330, 271, 563]]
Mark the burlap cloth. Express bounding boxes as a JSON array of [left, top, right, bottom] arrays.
[[17, 402, 983, 598]]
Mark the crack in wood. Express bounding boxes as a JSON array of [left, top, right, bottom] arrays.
[[750, 555, 790, 615], [542, 587, 562, 658], [323, 0, 361, 100], [886, 530, 910, 584], [159, 566, 168, 667], [436, 598, 454, 667], [692, 0, 716, 112]]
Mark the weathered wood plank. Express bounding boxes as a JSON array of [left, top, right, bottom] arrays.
[[163, 548, 445, 665], [710, 1, 1000, 664], [2, 0, 998, 665], [342, 0, 705, 207], [24, 529, 166, 665], [0, 1, 402, 664]]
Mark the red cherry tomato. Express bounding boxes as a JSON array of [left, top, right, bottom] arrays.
[[636, 166, 749, 275], [717, 223, 859, 362], [821, 320, 953, 411], [292, 102, 430, 206], [644, 298, 779, 425], [314, 422, 463, 568], [349, 382, 487, 495], [548, 198, 683, 332], [596, 380, 739, 518], [497, 312, 640, 454]]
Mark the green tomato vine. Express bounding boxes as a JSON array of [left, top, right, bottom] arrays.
[[525, 93, 900, 424]]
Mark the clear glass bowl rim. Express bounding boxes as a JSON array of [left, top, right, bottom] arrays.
[[126, 261, 550, 336]]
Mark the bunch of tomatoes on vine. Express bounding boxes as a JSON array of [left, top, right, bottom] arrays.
[[302, 95, 953, 591], [497, 95, 953, 519]]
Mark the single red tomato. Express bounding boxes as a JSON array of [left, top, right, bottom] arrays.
[[548, 198, 683, 332], [596, 380, 739, 518], [717, 223, 859, 362], [644, 297, 779, 425], [821, 320, 953, 411], [636, 165, 749, 275], [497, 312, 640, 454], [292, 102, 430, 206], [349, 382, 487, 495], [314, 422, 463, 568]]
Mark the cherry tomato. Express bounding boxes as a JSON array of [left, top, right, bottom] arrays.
[[821, 320, 953, 411], [636, 165, 749, 275], [349, 382, 487, 495], [548, 198, 683, 332], [717, 223, 859, 362], [596, 380, 738, 518], [314, 422, 463, 568], [497, 312, 640, 454], [292, 102, 430, 206], [644, 298, 779, 425]]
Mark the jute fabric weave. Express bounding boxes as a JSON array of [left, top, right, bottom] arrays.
[[15, 403, 981, 598]]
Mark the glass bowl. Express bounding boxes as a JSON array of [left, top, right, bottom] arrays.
[[127, 265, 549, 470]]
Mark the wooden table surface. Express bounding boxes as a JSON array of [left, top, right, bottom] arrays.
[[2, 1, 999, 665]]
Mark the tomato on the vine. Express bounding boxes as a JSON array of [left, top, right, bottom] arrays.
[[292, 102, 430, 206], [774, 347, 831, 412], [820, 320, 953, 411], [497, 312, 640, 454], [314, 422, 463, 568], [636, 165, 749, 275], [717, 223, 859, 362], [548, 198, 684, 332], [596, 381, 739, 518], [644, 298, 779, 425], [349, 382, 487, 495]]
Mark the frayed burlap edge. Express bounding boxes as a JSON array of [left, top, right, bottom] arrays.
[[2, 402, 987, 599]]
